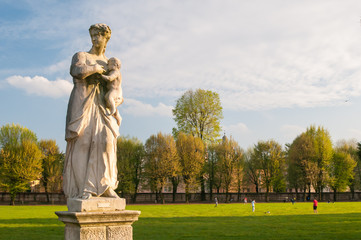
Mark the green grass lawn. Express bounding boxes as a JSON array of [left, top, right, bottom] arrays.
[[0, 202, 360, 239]]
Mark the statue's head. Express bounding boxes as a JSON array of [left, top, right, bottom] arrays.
[[89, 23, 112, 43]]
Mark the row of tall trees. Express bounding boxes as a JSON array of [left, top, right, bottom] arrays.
[[287, 126, 359, 201], [1, 89, 361, 205], [0, 124, 63, 205], [117, 128, 361, 203]]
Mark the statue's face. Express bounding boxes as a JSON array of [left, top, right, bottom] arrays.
[[90, 30, 107, 49]]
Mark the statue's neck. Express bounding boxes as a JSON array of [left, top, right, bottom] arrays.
[[89, 46, 105, 57]]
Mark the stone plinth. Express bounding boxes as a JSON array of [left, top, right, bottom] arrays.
[[56, 198, 140, 240], [67, 197, 126, 212]]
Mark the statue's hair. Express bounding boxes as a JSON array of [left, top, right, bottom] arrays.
[[89, 23, 111, 41], [109, 57, 121, 69]]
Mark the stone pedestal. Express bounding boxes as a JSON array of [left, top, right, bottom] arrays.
[[56, 198, 140, 240]]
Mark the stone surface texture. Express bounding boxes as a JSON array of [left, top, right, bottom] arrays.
[[56, 209, 140, 240], [63, 23, 121, 199], [56, 23, 140, 240], [67, 197, 126, 212]]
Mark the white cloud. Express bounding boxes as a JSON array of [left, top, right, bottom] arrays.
[[3, 1, 361, 111], [6, 75, 72, 98], [45, 60, 69, 75], [346, 128, 361, 141], [122, 98, 173, 117], [280, 124, 305, 142], [223, 122, 251, 140], [106, 0, 361, 110]]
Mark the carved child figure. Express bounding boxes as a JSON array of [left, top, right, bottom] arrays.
[[101, 57, 124, 125]]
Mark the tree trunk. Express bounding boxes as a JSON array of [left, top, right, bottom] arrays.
[[45, 189, 50, 203], [200, 175, 206, 201], [265, 184, 270, 202], [185, 183, 190, 203], [333, 189, 337, 202], [155, 191, 160, 203], [131, 192, 137, 203], [225, 188, 229, 203], [303, 186, 307, 202], [172, 181, 178, 203], [208, 181, 213, 202], [350, 184, 355, 200], [160, 190, 165, 204], [10, 192, 16, 206], [132, 181, 139, 203], [237, 186, 241, 202]]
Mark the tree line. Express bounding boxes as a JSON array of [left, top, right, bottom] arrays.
[[1, 89, 361, 204]]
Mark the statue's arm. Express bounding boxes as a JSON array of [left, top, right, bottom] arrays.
[[70, 52, 104, 79], [101, 70, 120, 82]]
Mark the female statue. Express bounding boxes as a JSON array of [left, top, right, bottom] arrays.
[[63, 24, 120, 199]]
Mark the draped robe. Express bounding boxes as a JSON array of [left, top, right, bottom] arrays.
[[63, 51, 119, 198]]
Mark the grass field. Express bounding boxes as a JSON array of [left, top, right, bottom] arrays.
[[0, 202, 360, 239]]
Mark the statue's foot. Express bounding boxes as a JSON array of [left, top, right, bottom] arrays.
[[81, 192, 92, 200], [102, 188, 120, 198]]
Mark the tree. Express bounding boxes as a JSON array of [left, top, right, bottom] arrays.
[[144, 133, 180, 204], [205, 143, 219, 200], [355, 142, 361, 191], [252, 140, 285, 201], [305, 125, 333, 200], [234, 146, 245, 202], [176, 132, 205, 203], [0, 124, 43, 205], [244, 148, 261, 194], [39, 139, 63, 203], [172, 89, 223, 143], [287, 133, 315, 200], [116, 136, 145, 203], [172, 89, 223, 201], [329, 150, 356, 201], [214, 136, 243, 202]]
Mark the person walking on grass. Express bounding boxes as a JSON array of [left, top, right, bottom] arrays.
[[215, 197, 218, 207], [313, 198, 318, 213], [251, 199, 256, 212]]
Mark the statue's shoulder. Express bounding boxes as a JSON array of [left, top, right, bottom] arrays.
[[72, 51, 88, 59], [71, 51, 90, 64]]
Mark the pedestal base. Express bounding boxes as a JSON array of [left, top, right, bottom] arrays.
[[55, 210, 141, 240], [67, 197, 126, 212]]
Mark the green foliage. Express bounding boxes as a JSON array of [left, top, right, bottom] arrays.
[[39, 140, 63, 198], [0, 123, 43, 205], [287, 133, 315, 194], [330, 142, 357, 194], [176, 132, 205, 202], [172, 89, 223, 143], [252, 140, 286, 198], [214, 136, 244, 201], [305, 125, 333, 194], [144, 132, 180, 202], [116, 136, 145, 202], [244, 147, 261, 193]]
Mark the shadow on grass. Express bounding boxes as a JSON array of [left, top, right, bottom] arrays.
[[0, 213, 360, 240], [0, 218, 63, 240], [133, 213, 361, 240]]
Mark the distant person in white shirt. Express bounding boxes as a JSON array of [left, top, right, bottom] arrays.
[[251, 200, 256, 212]]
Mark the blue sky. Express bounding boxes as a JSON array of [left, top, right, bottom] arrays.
[[1, 0, 361, 152]]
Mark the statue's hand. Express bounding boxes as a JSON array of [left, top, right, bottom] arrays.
[[94, 64, 105, 74]]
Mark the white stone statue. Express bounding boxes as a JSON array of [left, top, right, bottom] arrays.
[[101, 57, 124, 126], [63, 23, 121, 200]]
